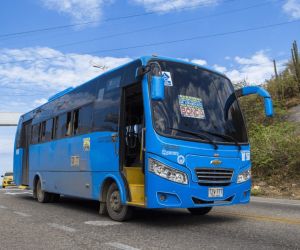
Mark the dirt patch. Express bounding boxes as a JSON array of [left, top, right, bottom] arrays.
[[287, 103, 300, 122], [252, 178, 300, 200]]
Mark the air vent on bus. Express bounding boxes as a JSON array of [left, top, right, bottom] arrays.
[[195, 168, 233, 186]]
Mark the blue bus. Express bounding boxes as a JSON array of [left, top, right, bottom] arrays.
[[13, 56, 273, 221]]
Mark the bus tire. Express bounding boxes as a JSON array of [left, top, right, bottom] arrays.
[[50, 193, 60, 202], [99, 202, 108, 215], [187, 207, 212, 215], [36, 178, 51, 203], [106, 182, 132, 221]]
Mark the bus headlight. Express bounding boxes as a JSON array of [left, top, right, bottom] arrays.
[[237, 168, 251, 183], [149, 158, 188, 184]]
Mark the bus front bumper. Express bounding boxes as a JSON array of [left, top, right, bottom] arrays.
[[146, 173, 251, 209]]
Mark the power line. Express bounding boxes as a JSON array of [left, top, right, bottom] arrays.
[[78, 20, 300, 54], [54, 1, 276, 50], [0, 0, 237, 40], [0, 85, 50, 93], [0, 19, 298, 66]]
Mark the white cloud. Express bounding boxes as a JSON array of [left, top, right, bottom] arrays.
[[131, 0, 219, 13], [191, 59, 207, 66], [0, 127, 16, 179], [177, 58, 207, 66], [0, 47, 132, 112], [34, 98, 48, 105], [213, 64, 227, 73], [0, 134, 15, 155], [283, 0, 300, 19], [222, 51, 286, 84], [40, 0, 111, 26]]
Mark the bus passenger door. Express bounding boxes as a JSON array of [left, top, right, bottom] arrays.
[[120, 83, 145, 206], [21, 119, 32, 185]]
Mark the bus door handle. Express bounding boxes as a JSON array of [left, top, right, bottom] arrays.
[[111, 133, 118, 142], [111, 133, 118, 155], [141, 128, 146, 152]]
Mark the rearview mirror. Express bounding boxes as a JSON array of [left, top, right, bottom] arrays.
[[240, 86, 274, 117], [224, 85, 274, 120], [151, 76, 165, 101], [1, 175, 3, 178]]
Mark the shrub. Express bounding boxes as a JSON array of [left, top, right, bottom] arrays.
[[249, 122, 300, 179]]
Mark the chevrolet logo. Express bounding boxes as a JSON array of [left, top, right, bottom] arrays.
[[210, 159, 222, 165]]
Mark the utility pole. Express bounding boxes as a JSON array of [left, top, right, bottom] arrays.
[[273, 59, 282, 100], [273, 59, 279, 79], [291, 40, 300, 93]]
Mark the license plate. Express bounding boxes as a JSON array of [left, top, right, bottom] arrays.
[[208, 188, 223, 198]]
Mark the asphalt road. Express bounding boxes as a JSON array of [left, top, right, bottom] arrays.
[[0, 187, 299, 250]]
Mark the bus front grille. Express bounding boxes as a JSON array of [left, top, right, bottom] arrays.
[[195, 168, 234, 186]]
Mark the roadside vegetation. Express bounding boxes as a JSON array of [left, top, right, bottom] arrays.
[[238, 41, 300, 199]]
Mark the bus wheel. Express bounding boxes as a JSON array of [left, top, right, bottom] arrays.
[[36, 179, 51, 203], [106, 183, 132, 221], [187, 207, 212, 215]]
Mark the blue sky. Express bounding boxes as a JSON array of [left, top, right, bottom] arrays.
[[0, 0, 300, 177]]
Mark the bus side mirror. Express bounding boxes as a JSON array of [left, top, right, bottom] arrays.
[[239, 86, 274, 117], [1, 175, 3, 178], [151, 76, 165, 101], [224, 86, 274, 120]]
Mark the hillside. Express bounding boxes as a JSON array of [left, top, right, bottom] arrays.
[[239, 41, 300, 199]]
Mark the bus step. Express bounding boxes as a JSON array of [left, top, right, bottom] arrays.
[[128, 184, 145, 206]]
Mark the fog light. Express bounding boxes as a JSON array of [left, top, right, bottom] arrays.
[[160, 194, 166, 201]]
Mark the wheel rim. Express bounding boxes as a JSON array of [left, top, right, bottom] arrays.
[[110, 190, 122, 213]]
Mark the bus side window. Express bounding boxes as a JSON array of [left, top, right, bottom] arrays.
[[45, 119, 53, 142], [93, 88, 120, 132], [52, 117, 58, 140], [78, 104, 93, 134], [73, 109, 79, 135], [31, 124, 40, 144], [65, 112, 72, 137], [39, 121, 46, 142], [56, 113, 67, 139], [16, 121, 23, 148]]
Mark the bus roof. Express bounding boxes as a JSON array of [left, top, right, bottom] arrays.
[[19, 56, 226, 121]]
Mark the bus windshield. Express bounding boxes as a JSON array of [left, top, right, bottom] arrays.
[[151, 60, 248, 144]]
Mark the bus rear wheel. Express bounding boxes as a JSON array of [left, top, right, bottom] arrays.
[[187, 207, 212, 215], [36, 179, 51, 203], [106, 183, 132, 221]]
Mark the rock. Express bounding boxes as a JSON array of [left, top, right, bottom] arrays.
[[257, 181, 267, 186], [253, 185, 261, 190]]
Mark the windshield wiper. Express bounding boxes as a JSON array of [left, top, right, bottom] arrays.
[[196, 129, 241, 150], [168, 127, 218, 150]]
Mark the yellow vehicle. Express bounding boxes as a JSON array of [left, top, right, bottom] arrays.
[[1, 172, 15, 188]]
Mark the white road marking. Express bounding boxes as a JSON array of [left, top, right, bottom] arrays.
[[1, 188, 23, 191], [105, 242, 141, 250], [84, 220, 121, 226], [0, 205, 7, 209], [47, 223, 76, 233], [13, 211, 31, 217], [5, 191, 32, 196]]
